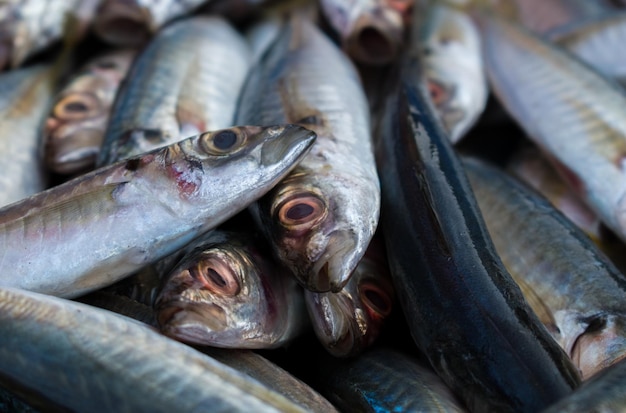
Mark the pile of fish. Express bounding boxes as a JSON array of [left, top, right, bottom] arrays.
[[2, 0, 626, 411]]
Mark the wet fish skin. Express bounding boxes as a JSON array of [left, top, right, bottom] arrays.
[[98, 15, 251, 166], [237, 16, 380, 293], [44, 48, 137, 175], [310, 347, 468, 412], [465, 155, 626, 380], [0, 0, 92, 70], [374, 44, 580, 411], [550, 12, 626, 84], [541, 357, 626, 413], [319, 0, 413, 65], [304, 236, 394, 357], [507, 0, 608, 34], [0, 124, 316, 298], [93, 0, 208, 46], [414, 2, 487, 143], [0, 64, 54, 207], [156, 230, 308, 349], [0, 286, 308, 413], [480, 13, 626, 244], [201, 348, 340, 413]]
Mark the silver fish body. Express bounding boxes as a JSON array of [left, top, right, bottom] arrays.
[[414, 3, 487, 143], [98, 15, 251, 166], [551, 12, 626, 84], [0, 64, 54, 207], [0, 124, 315, 298], [509, 0, 608, 34], [44, 48, 137, 174], [304, 236, 394, 357], [465, 155, 626, 380], [310, 348, 468, 412], [0, 286, 308, 413], [0, 0, 88, 69], [93, 0, 208, 46], [156, 230, 308, 349], [202, 348, 340, 413], [480, 14, 626, 244], [541, 358, 626, 413], [237, 16, 380, 293]]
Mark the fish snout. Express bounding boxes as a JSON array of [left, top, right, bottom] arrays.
[[260, 124, 316, 166]]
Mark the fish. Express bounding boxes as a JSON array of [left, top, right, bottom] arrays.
[[309, 347, 468, 412], [413, 2, 488, 143], [0, 286, 309, 413], [304, 236, 394, 357], [236, 15, 380, 293], [201, 348, 340, 413], [0, 64, 55, 207], [549, 12, 626, 85], [98, 15, 251, 166], [479, 13, 626, 244], [464, 155, 626, 380], [43, 48, 137, 175], [506, 142, 604, 240], [507, 0, 608, 34], [156, 230, 308, 349], [541, 357, 626, 413], [0, 0, 97, 70], [318, 0, 413, 65], [92, 0, 208, 46], [373, 31, 581, 411], [0, 124, 315, 298]]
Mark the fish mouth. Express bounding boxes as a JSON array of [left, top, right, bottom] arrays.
[[308, 231, 359, 293], [93, 1, 152, 46], [45, 128, 103, 174], [156, 301, 228, 344], [344, 8, 404, 65], [305, 290, 361, 357], [260, 124, 316, 167]]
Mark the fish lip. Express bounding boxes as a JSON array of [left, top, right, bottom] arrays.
[[260, 124, 316, 167], [307, 231, 359, 293], [45, 128, 103, 174], [93, 0, 152, 46], [156, 300, 230, 345], [344, 8, 403, 65], [306, 290, 359, 357]]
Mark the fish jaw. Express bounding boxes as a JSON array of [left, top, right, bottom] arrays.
[[569, 313, 626, 380], [343, 4, 405, 65], [93, 0, 152, 46], [44, 116, 106, 174]]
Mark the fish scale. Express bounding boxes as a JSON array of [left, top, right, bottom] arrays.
[[482, 15, 626, 242], [236, 16, 379, 293], [99, 15, 251, 166]]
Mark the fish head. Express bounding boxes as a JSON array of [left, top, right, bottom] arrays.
[[570, 313, 626, 380], [93, 0, 153, 46], [155, 233, 292, 348], [256, 172, 378, 293], [420, 5, 486, 142], [305, 251, 394, 357], [166, 124, 315, 209], [343, 2, 407, 65], [43, 49, 136, 175]]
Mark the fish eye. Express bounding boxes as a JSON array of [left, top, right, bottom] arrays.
[[277, 193, 327, 230], [53, 93, 100, 120], [359, 282, 393, 317], [199, 129, 246, 155], [194, 259, 240, 296]]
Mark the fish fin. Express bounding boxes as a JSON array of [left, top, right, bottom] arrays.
[[514, 275, 561, 337]]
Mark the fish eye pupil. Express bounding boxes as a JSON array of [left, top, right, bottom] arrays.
[[213, 130, 237, 150], [64, 101, 89, 112], [364, 288, 389, 314], [207, 268, 227, 287], [286, 203, 314, 220]]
